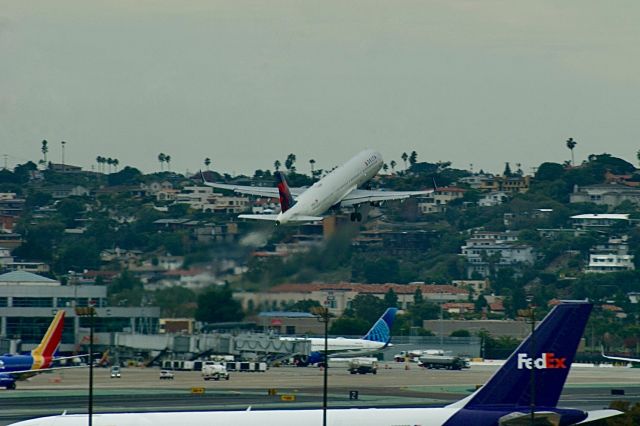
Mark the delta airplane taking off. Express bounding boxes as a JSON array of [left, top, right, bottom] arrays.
[[11, 302, 623, 425], [282, 307, 397, 365], [0, 310, 79, 390], [202, 149, 434, 224]]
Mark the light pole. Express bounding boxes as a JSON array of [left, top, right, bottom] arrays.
[[312, 305, 331, 426], [76, 305, 96, 426]]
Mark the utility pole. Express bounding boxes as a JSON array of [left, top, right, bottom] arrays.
[[312, 303, 331, 426], [61, 140, 67, 167], [76, 304, 96, 426]]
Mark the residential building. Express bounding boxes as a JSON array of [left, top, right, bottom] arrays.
[[461, 231, 535, 278], [585, 235, 635, 273], [47, 185, 90, 199], [570, 183, 640, 208], [176, 186, 249, 214], [416, 186, 466, 214], [478, 191, 509, 207], [571, 214, 630, 230]]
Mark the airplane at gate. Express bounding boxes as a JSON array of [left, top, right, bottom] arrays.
[[0, 310, 80, 390], [9, 302, 623, 425], [202, 149, 434, 224], [282, 307, 398, 364]]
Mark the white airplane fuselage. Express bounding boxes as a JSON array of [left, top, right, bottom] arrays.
[[277, 149, 383, 224], [14, 407, 458, 426], [282, 336, 388, 357]]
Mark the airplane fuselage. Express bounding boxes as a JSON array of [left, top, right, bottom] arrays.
[[12, 406, 591, 426], [277, 149, 383, 223], [282, 336, 388, 358]]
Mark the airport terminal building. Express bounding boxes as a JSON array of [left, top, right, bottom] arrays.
[[0, 271, 160, 352]]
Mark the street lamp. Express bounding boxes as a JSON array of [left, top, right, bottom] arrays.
[[76, 305, 96, 426], [311, 305, 331, 426]]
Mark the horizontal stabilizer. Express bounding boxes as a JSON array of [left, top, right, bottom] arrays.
[[575, 409, 623, 424]]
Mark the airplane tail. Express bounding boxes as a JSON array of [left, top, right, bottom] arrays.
[[31, 310, 65, 360], [362, 307, 398, 345], [274, 171, 295, 213], [452, 301, 592, 410]]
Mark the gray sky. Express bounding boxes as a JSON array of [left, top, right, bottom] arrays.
[[2, 1, 639, 176]]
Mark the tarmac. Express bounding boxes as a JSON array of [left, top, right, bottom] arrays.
[[1, 363, 639, 425]]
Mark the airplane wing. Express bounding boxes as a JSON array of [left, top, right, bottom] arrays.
[[340, 188, 434, 207], [201, 177, 305, 198], [6, 365, 88, 381], [238, 214, 323, 222], [601, 346, 639, 363]]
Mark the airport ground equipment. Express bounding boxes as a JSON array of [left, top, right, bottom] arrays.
[[348, 358, 378, 375], [418, 354, 469, 370], [201, 363, 229, 381]]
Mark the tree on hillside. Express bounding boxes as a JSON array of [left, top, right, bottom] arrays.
[[165, 155, 171, 171], [566, 137, 577, 166], [401, 152, 408, 170], [274, 160, 281, 171], [390, 160, 397, 173], [195, 284, 244, 323], [409, 151, 418, 167], [384, 288, 398, 307], [158, 153, 166, 171], [345, 294, 387, 324], [41, 140, 48, 164], [309, 158, 316, 176], [204, 157, 211, 170]]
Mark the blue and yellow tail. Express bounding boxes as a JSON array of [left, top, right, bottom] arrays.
[[362, 307, 398, 345]]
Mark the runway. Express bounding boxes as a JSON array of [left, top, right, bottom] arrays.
[[1, 364, 639, 425]]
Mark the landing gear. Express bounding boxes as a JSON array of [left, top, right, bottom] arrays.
[[350, 212, 362, 222], [6, 382, 16, 390]]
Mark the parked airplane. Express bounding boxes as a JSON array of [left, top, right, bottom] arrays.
[[11, 302, 622, 425], [283, 307, 398, 365], [202, 149, 434, 224], [0, 310, 81, 390]]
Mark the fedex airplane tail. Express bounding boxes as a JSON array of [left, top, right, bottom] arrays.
[[274, 172, 294, 213], [445, 301, 598, 424], [362, 307, 397, 345]]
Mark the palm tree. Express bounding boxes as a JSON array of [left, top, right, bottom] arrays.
[[285, 153, 296, 172], [637, 149, 640, 167], [165, 155, 171, 171], [158, 153, 166, 171], [204, 158, 211, 170], [61, 140, 67, 165], [95, 156, 102, 172], [309, 159, 316, 176], [401, 152, 408, 170], [113, 158, 119, 172], [390, 160, 397, 174], [41, 140, 48, 164], [382, 163, 389, 173], [409, 150, 418, 167], [106, 157, 114, 173], [274, 160, 281, 171], [566, 137, 577, 166]]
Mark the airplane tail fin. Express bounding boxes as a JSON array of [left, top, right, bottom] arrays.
[[452, 301, 592, 410], [31, 310, 65, 359], [362, 307, 398, 345], [275, 171, 295, 213]]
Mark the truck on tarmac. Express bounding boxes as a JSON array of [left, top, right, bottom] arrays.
[[418, 354, 469, 370], [348, 357, 379, 375], [201, 363, 230, 381]]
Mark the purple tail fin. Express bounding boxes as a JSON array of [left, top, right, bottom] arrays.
[[461, 301, 592, 409], [275, 172, 294, 213]]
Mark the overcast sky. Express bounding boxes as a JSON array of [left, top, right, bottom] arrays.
[[2, 1, 639, 176]]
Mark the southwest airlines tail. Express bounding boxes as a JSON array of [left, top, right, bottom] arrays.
[[275, 171, 294, 213], [31, 310, 65, 364], [362, 307, 398, 345]]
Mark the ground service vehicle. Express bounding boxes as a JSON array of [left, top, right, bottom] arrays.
[[159, 370, 174, 380], [110, 366, 121, 378], [419, 354, 469, 370], [348, 358, 378, 375], [202, 364, 229, 381]]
